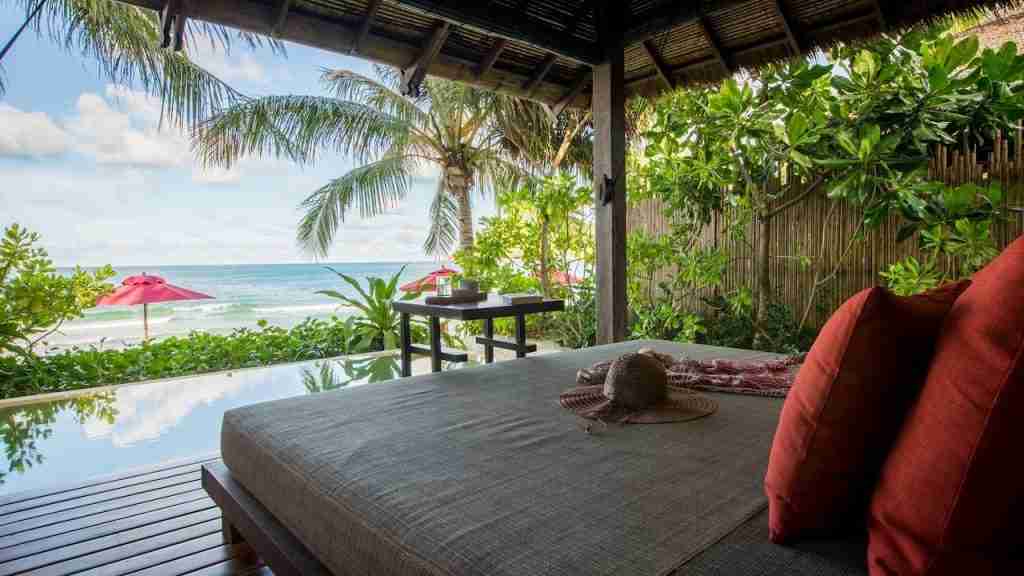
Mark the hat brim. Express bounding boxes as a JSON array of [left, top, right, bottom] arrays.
[[559, 385, 718, 424]]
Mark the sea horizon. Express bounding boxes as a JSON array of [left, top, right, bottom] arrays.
[[49, 261, 448, 351]]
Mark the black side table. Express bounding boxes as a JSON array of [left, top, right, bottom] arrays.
[[391, 296, 565, 376]]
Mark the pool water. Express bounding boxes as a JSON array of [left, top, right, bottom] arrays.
[[0, 352, 466, 496]]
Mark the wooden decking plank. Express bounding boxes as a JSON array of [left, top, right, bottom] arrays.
[[0, 453, 219, 508], [0, 497, 218, 563], [30, 520, 223, 576], [0, 481, 203, 534], [72, 533, 227, 576], [0, 491, 210, 545], [0, 506, 220, 573], [125, 543, 260, 576], [0, 465, 204, 517], [183, 555, 268, 576], [0, 469, 201, 521]]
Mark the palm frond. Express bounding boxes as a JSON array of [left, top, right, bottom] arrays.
[[297, 155, 414, 256], [424, 178, 459, 256], [194, 95, 413, 168], [12, 0, 257, 127], [320, 68, 428, 127]]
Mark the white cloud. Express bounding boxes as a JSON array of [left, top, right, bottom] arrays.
[[66, 87, 191, 168], [192, 163, 241, 185], [190, 42, 268, 84], [0, 103, 70, 157]]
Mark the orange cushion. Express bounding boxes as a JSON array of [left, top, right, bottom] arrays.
[[765, 282, 968, 544], [869, 236, 1024, 575]]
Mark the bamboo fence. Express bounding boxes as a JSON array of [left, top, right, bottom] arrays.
[[627, 129, 1024, 329]]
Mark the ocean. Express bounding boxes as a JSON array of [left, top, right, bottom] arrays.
[[49, 262, 443, 350]]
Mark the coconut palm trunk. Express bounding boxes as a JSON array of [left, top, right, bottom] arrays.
[[447, 168, 475, 251]]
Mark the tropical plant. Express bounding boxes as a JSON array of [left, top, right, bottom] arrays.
[[316, 266, 463, 351], [0, 224, 114, 358], [317, 266, 416, 351], [1, 0, 278, 127], [337, 353, 403, 385], [195, 67, 543, 256]]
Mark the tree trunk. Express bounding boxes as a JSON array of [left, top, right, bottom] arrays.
[[539, 215, 551, 296], [448, 168, 474, 251], [753, 214, 771, 348]]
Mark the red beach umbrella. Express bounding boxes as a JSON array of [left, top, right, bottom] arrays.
[[399, 266, 459, 293], [95, 274, 213, 341], [550, 271, 582, 286]]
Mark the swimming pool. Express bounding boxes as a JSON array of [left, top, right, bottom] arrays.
[[0, 352, 464, 496]]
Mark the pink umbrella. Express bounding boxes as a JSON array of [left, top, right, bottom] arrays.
[[550, 271, 582, 286], [399, 266, 459, 293], [96, 274, 213, 340]]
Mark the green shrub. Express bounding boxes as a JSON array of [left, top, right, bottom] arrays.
[[700, 295, 816, 354], [0, 316, 366, 399]]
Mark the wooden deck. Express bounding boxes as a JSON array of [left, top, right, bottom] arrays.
[[0, 454, 268, 576]]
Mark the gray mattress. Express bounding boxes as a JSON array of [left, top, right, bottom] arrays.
[[221, 340, 867, 576]]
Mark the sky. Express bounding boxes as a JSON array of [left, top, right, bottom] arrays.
[[0, 5, 495, 267]]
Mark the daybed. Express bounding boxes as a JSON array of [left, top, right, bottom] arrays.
[[204, 340, 867, 575]]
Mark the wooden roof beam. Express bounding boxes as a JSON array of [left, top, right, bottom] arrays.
[[641, 40, 675, 90], [553, 69, 591, 116], [352, 0, 383, 54], [523, 53, 557, 95], [699, 18, 731, 75], [271, 0, 290, 36], [772, 0, 801, 56], [115, 0, 589, 108], [401, 21, 451, 97], [159, 0, 186, 51], [392, 0, 600, 64], [475, 38, 507, 79]]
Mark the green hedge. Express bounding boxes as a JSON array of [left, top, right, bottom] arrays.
[[0, 317, 365, 399]]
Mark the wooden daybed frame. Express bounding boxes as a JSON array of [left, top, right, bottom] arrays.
[[202, 461, 331, 576]]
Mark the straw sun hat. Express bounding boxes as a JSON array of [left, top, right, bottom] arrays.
[[560, 351, 718, 424]]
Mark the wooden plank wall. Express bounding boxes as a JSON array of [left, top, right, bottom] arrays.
[[628, 130, 1024, 329]]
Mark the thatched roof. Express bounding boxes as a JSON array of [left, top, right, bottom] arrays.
[[123, 0, 1002, 109]]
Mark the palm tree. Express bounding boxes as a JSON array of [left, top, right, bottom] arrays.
[[1, 0, 279, 127], [194, 66, 534, 257]]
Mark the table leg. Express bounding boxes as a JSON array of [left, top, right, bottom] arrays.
[[430, 316, 442, 373], [399, 313, 412, 377], [515, 313, 527, 358], [483, 318, 495, 364]]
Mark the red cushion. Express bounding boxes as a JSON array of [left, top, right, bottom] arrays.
[[869, 236, 1024, 575], [765, 281, 969, 544]]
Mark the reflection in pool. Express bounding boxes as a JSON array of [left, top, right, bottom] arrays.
[[0, 352, 461, 495]]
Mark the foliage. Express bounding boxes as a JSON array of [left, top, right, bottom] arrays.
[[0, 224, 114, 359], [700, 295, 816, 354], [454, 172, 593, 296], [0, 316, 368, 398], [195, 67, 560, 256], [629, 299, 704, 344], [636, 24, 1024, 333], [548, 280, 597, 349], [881, 256, 944, 296], [317, 266, 463, 351], [1, 0, 277, 127], [318, 266, 415, 351]]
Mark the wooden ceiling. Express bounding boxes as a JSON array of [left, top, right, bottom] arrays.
[[124, 0, 1002, 109]]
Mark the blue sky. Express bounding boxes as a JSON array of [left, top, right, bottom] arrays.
[[0, 5, 494, 267]]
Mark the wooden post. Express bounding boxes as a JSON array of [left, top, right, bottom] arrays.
[[592, 7, 627, 344], [399, 312, 412, 377]]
